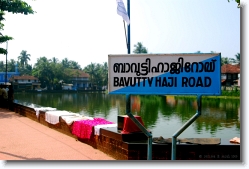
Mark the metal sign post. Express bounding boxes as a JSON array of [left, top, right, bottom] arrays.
[[171, 95, 202, 160], [126, 94, 152, 160]]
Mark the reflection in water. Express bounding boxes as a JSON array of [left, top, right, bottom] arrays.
[[131, 95, 141, 114], [14, 93, 240, 139]]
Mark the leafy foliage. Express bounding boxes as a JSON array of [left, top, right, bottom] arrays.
[[0, 0, 35, 55], [8, 59, 16, 72], [133, 42, 148, 54], [18, 50, 30, 67], [222, 90, 240, 97], [83, 62, 108, 89], [0, 34, 12, 55], [0, 0, 35, 14], [228, 0, 240, 8], [234, 53, 240, 64], [31, 56, 90, 90], [32, 57, 59, 89], [221, 53, 240, 65], [221, 57, 230, 65]]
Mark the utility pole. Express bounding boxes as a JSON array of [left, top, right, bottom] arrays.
[[5, 41, 8, 84], [127, 0, 130, 54]]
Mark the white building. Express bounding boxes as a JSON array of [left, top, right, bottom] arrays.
[[9, 75, 41, 90], [62, 83, 73, 90]]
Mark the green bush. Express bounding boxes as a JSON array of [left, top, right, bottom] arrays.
[[221, 90, 240, 97]]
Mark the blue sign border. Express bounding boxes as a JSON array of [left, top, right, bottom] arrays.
[[108, 53, 221, 95]]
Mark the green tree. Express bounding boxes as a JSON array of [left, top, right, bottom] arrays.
[[1, 58, 20, 74], [68, 60, 81, 69], [32, 56, 76, 89], [0, 32, 12, 55], [62, 58, 70, 68], [18, 50, 31, 68], [18, 63, 32, 75], [221, 57, 230, 66], [83, 62, 108, 90], [51, 57, 58, 64], [94, 63, 103, 89], [227, 53, 240, 65], [0, 60, 4, 71], [8, 59, 16, 72], [32, 57, 54, 89], [51, 62, 65, 85], [101, 62, 108, 88], [84, 62, 96, 88], [133, 42, 148, 54], [0, 0, 35, 55], [235, 53, 240, 64]]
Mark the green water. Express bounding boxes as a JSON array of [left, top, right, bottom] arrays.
[[14, 92, 240, 140]]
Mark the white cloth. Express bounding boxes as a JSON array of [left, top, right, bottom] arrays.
[[116, 0, 130, 25], [34, 107, 57, 118], [60, 115, 94, 125], [94, 124, 117, 136], [45, 110, 75, 124]]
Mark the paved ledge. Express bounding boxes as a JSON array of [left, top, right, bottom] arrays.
[[0, 108, 114, 160]]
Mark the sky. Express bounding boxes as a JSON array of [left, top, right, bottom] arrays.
[[0, 0, 241, 69]]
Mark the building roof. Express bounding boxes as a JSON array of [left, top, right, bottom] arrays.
[[9, 75, 39, 81], [221, 64, 240, 74], [69, 69, 90, 78]]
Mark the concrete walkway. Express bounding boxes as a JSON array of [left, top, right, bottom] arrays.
[[0, 108, 114, 160]]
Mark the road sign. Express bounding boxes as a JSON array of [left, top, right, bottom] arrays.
[[108, 53, 221, 95]]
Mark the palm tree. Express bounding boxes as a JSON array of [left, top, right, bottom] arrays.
[[62, 58, 70, 68], [0, 61, 4, 72], [51, 57, 58, 64], [133, 42, 148, 54], [94, 63, 103, 89], [221, 57, 230, 66], [8, 59, 16, 72], [69, 61, 81, 69], [18, 50, 31, 68], [84, 62, 96, 88], [101, 62, 108, 87], [32, 57, 53, 89], [228, 53, 240, 65]]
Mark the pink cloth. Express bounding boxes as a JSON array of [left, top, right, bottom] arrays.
[[72, 118, 114, 139]]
